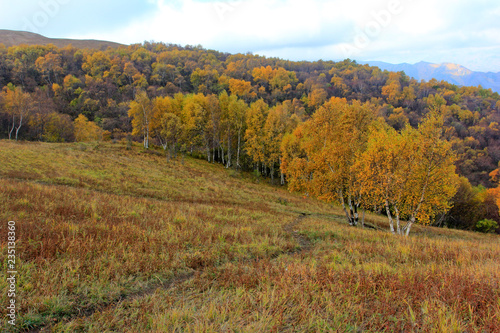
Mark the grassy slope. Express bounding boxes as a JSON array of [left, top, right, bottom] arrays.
[[0, 140, 499, 332], [0, 30, 123, 50]]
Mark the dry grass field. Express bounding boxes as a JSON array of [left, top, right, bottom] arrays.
[[0, 140, 499, 332]]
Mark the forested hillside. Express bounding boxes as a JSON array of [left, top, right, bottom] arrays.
[[1, 41, 499, 231]]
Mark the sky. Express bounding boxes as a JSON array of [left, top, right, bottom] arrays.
[[1, 0, 500, 72]]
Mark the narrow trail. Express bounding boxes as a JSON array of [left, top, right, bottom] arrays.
[[77, 271, 196, 317], [26, 212, 311, 333], [283, 212, 313, 253], [26, 272, 195, 333]]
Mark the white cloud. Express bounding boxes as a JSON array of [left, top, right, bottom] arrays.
[[3, 0, 499, 72], [69, 0, 355, 51]]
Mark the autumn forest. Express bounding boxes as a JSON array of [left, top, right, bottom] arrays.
[[1, 42, 500, 234]]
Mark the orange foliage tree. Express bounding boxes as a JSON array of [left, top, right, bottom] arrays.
[[1, 85, 32, 140], [358, 114, 460, 235], [128, 90, 154, 149], [74, 114, 103, 142], [281, 97, 375, 226]]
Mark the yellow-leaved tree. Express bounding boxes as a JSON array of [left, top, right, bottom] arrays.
[[245, 99, 269, 171], [1, 85, 32, 141], [74, 114, 102, 142], [281, 97, 375, 226], [182, 93, 220, 162], [358, 113, 460, 235], [263, 102, 301, 184], [486, 167, 500, 228], [219, 91, 248, 168], [262, 104, 289, 183], [151, 93, 184, 159], [128, 90, 153, 149], [228, 78, 256, 101]]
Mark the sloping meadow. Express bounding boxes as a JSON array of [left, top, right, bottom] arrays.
[[0, 141, 499, 332]]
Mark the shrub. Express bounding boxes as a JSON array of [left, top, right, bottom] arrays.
[[475, 219, 499, 233]]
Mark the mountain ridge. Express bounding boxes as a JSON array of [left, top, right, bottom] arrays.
[[0, 29, 123, 50], [363, 60, 500, 93]]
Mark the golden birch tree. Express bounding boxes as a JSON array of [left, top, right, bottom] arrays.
[[151, 94, 184, 159], [245, 99, 269, 171], [2, 85, 32, 141], [281, 97, 375, 226], [74, 114, 102, 142], [128, 90, 153, 149], [358, 114, 460, 235]]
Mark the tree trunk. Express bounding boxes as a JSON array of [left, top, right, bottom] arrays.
[[236, 127, 242, 168], [15, 114, 23, 141], [141, 104, 149, 149], [402, 166, 432, 236], [347, 194, 358, 226], [280, 158, 285, 185], [226, 133, 231, 168], [385, 199, 395, 234], [339, 190, 354, 226], [161, 141, 169, 161], [9, 114, 15, 140], [361, 208, 365, 228], [404, 216, 415, 236], [434, 213, 446, 228], [394, 205, 401, 235]]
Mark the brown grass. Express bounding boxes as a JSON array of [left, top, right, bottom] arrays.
[[0, 140, 498, 332]]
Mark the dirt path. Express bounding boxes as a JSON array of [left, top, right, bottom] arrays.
[[283, 212, 312, 253], [26, 213, 311, 332], [25, 271, 196, 333]]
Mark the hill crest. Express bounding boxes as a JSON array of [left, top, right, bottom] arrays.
[[0, 29, 124, 50]]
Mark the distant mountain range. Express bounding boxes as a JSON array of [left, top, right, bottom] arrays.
[[0, 30, 123, 50], [363, 61, 500, 93]]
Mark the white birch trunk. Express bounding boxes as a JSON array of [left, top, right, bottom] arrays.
[[226, 133, 232, 168], [385, 199, 395, 234], [403, 163, 432, 236], [347, 193, 358, 226], [236, 126, 242, 168], [15, 113, 23, 141], [339, 190, 354, 225], [9, 114, 15, 140], [394, 205, 401, 235]]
